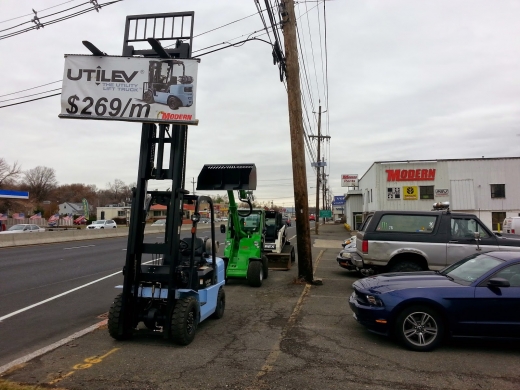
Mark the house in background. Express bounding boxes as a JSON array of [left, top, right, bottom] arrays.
[[59, 202, 90, 216]]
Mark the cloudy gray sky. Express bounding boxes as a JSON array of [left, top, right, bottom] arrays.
[[1, 0, 519, 208]]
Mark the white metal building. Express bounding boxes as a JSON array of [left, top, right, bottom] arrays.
[[344, 157, 520, 231]]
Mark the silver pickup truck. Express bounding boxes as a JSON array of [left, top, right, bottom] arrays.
[[350, 205, 520, 276]]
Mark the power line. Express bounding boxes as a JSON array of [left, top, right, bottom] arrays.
[[0, 0, 122, 40], [0, 88, 62, 103], [0, 0, 79, 24], [0, 80, 61, 98], [0, 93, 61, 109]]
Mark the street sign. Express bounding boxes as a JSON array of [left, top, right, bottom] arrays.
[[319, 210, 332, 218]]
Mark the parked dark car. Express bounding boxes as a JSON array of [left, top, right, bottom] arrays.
[[349, 251, 520, 351]]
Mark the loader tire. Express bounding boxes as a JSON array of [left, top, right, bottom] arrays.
[[108, 293, 133, 340], [262, 256, 269, 279], [170, 296, 199, 345], [211, 287, 225, 319], [247, 261, 263, 287]]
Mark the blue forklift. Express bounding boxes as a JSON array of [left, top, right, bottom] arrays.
[[107, 12, 229, 345], [142, 59, 194, 110]]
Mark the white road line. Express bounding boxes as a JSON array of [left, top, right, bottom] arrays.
[[0, 271, 122, 323], [0, 319, 107, 375], [63, 244, 96, 250], [0, 258, 160, 323]]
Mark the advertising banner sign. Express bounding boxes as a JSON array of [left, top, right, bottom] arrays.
[[82, 198, 90, 219], [403, 186, 418, 200], [341, 174, 358, 187], [435, 189, 449, 197], [333, 195, 345, 203], [59, 55, 199, 125]]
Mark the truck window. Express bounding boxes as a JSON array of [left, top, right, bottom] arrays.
[[376, 215, 437, 233], [451, 218, 490, 239]]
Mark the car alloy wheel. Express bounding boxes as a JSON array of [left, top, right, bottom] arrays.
[[395, 305, 444, 352]]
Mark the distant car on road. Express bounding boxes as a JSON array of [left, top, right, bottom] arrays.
[[151, 219, 166, 226], [349, 251, 520, 351], [86, 220, 117, 229], [282, 216, 292, 227], [0, 224, 45, 234], [309, 215, 316, 221]]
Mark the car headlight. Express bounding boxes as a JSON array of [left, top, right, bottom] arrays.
[[366, 295, 383, 306], [341, 251, 352, 259]]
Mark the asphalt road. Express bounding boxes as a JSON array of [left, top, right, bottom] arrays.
[[0, 224, 236, 368], [3, 223, 519, 390]]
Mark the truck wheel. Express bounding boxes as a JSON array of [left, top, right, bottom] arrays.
[[262, 256, 269, 279], [290, 247, 295, 263], [394, 305, 444, 352], [143, 90, 155, 103], [211, 287, 225, 319], [388, 261, 423, 273], [108, 293, 133, 340], [170, 296, 199, 345], [167, 96, 181, 110], [247, 261, 263, 287]]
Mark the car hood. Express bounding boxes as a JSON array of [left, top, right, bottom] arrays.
[[353, 271, 461, 293]]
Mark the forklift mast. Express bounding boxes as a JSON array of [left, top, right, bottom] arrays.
[[118, 12, 195, 339]]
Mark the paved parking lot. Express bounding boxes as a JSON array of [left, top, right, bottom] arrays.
[[2, 224, 519, 389]]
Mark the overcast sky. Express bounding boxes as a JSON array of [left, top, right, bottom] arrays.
[[1, 0, 519, 208]]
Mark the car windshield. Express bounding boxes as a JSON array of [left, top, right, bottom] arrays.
[[8, 225, 25, 231], [93, 221, 105, 225], [440, 253, 504, 284]]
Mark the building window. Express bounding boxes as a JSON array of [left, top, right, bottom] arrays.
[[117, 210, 126, 217], [491, 184, 505, 198], [420, 186, 434, 200], [370, 189, 373, 203], [492, 212, 506, 232]]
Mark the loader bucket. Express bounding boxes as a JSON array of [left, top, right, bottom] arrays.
[[197, 164, 257, 191]]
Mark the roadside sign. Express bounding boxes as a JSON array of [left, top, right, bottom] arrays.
[[319, 210, 332, 218], [341, 174, 358, 187], [59, 55, 199, 125], [0, 189, 29, 199]]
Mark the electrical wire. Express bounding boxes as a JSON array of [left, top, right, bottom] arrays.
[[0, 93, 61, 109], [0, 0, 79, 24], [0, 80, 61, 98], [0, 0, 122, 40], [0, 88, 62, 103]]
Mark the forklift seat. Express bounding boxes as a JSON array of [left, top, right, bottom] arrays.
[[181, 237, 205, 266], [265, 224, 278, 242]]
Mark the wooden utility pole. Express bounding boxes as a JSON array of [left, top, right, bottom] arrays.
[[313, 106, 321, 234], [281, 0, 315, 283], [309, 106, 330, 234]]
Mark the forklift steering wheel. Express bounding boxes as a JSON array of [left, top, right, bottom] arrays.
[[179, 239, 189, 252]]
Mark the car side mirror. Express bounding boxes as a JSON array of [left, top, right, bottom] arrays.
[[487, 278, 510, 288], [220, 224, 226, 233], [473, 231, 480, 240]]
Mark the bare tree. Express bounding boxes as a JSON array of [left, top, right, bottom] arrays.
[[0, 158, 22, 187], [22, 166, 58, 203], [106, 179, 132, 204]]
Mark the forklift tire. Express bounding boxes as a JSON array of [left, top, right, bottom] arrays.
[[143, 90, 155, 103], [247, 261, 263, 287], [170, 296, 200, 345], [291, 247, 295, 263], [108, 293, 133, 340], [262, 256, 269, 279], [211, 287, 225, 319], [167, 96, 181, 110]]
